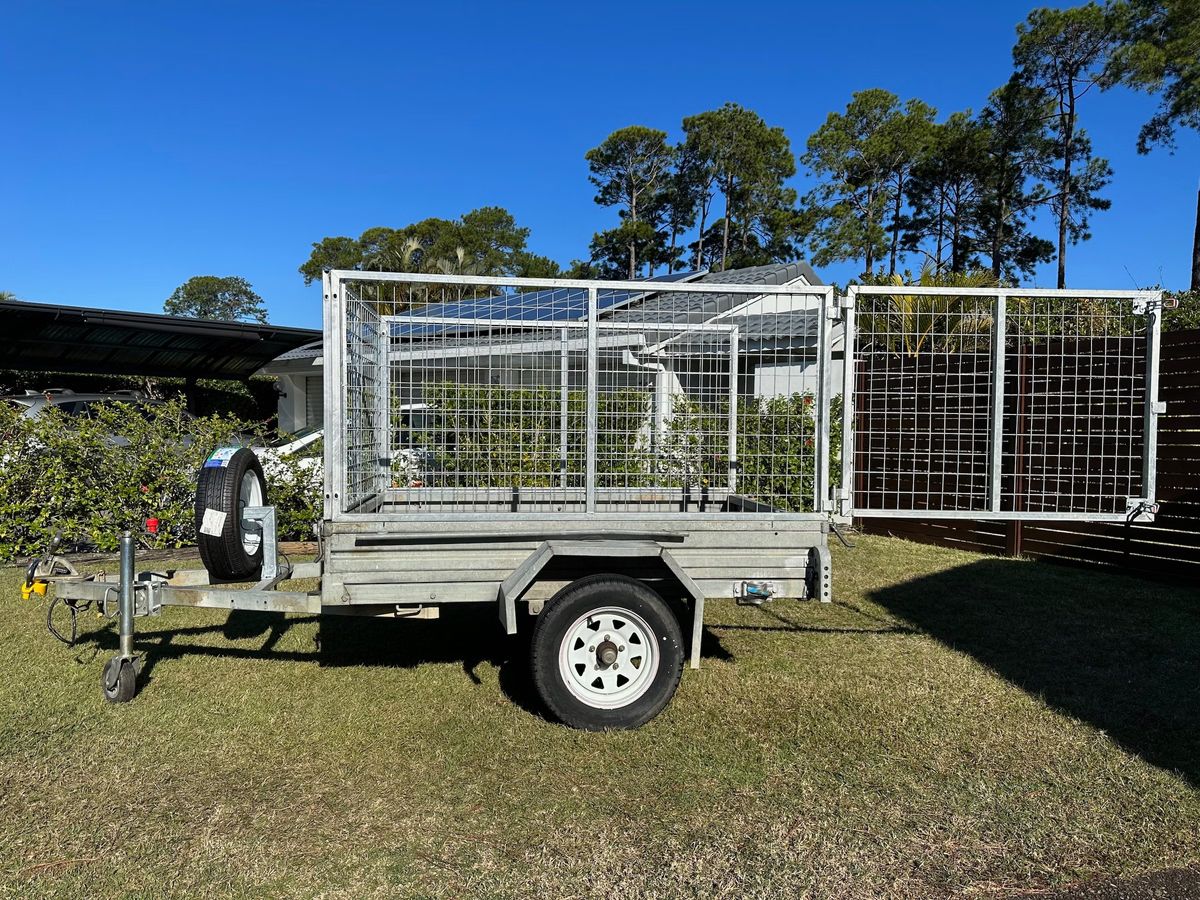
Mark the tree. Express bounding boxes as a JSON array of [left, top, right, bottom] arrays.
[[164, 276, 268, 324], [299, 207, 539, 284], [859, 263, 1000, 356], [585, 126, 674, 279], [677, 128, 721, 270], [973, 80, 1056, 282], [878, 99, 937, 274], [903, 112, 988, 274], [1101, 0, 1200, 288], [587, 220, 661, 279], [803, 90, 907, 277], [682, 104, 799, 271], [1103, 0, 1200, 153], [510, 252, 562, 279], [659, 159, 701, 273], [0, 291, 18, 302], [1014, 4, 1114, 288]]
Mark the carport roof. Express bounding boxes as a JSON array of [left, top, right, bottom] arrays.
[[1, 300, 320, 380]]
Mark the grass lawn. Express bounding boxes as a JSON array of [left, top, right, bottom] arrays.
[[1, 534, 1197, 898]]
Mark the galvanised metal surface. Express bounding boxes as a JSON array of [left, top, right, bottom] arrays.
[[323, 269, 835, 523], [319, 515, 830, 623], [841, 286, 1164, 521]]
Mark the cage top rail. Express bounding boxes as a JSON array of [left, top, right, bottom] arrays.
[[328, 269, 835, 297], [847, 285, 1162, 301]]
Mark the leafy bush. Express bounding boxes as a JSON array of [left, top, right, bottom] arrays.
[[406, 383, 651, 488], [405, 381, 841, 512], [1164, 289, 1200, 332], [259, 442, 324, 541], [0, 399, 321, 561]]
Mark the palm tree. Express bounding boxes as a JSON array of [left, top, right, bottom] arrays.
[[859, 264, 999, 356]]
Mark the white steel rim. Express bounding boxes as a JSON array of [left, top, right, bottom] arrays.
[[239, 470, 264, 555], [558, 606, 659, 710]]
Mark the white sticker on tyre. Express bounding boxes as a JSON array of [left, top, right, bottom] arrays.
[[200, 508, 227, 536]]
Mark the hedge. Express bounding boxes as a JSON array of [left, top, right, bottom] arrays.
[[0, 398, 321, 561], [406, 382, 841, 512]]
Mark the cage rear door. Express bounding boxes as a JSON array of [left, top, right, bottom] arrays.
[[839, 287, 1164, 522]]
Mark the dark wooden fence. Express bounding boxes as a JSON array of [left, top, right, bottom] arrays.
[[859, 327, 1200, 580]]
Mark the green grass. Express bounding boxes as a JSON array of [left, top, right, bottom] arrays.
[[1, 534, 1197, 898]]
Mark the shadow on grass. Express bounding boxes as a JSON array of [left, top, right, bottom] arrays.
[[868, 557, 1200, 788], [73, 605, 732, 721], [709, 599, 918, 636]]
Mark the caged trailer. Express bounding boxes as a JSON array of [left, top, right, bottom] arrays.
[[26, 270, 1167, 729]]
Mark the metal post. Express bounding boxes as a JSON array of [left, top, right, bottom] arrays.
[[321, 270, 340, 521], [816, 290, 832, 513], [839, 291, 857, 518], [559, 329, 569, 490], [119, 531, 135, 659], [376, 311, 390, 503], [727, 326, 739, 493], [585, 287, 598, 513], [1141, 300, 1162, 506], [987, 293, 1007, 513], [1007, 344, 1028, 556]]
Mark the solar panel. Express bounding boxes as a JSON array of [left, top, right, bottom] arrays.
[[390, 271, 705, 338]]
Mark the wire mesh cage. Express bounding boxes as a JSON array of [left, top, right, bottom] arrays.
[[324, 270, 836, 520], [844, 286, 1162, 520]]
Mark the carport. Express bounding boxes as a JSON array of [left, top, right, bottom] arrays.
[[0, 299, 318, 381]]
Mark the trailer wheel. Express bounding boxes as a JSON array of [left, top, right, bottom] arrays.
[[194, 447, 267, 580], [101, 656, 137, 704], [530, 575, 684, 731]]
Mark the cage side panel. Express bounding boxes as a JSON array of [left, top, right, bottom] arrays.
[[330, 274, 832, 518]]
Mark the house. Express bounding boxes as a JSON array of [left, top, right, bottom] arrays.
[[259, 262, 836, 434]]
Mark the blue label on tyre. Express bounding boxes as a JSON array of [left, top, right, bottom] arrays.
[[204, 447, 239, 468]]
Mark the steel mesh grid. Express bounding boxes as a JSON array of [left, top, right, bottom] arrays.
[[331, 273, 830, 517], [852, 292, 997, 513], [341, 282, 387, 513], [848, 287, 1154, 518], [1002, 295, 1145, 516]]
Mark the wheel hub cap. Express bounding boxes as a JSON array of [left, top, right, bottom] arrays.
[[557, 607, 659, 710]]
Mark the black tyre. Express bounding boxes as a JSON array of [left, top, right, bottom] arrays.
[[101, 656, 137, 703], [194, 447, 267, 580], [530, 574, 684, 731]]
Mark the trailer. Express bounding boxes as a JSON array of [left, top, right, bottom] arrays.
[[30, 271, 1166, 729]]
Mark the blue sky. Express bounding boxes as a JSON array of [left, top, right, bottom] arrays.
[[2, 0, 1196, 329]]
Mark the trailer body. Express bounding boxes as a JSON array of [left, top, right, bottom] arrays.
[[40, 269, 1165, 727]]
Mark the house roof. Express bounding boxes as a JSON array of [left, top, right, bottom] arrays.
[[606, 262, 821, 326], [1, 300, 320, 379]]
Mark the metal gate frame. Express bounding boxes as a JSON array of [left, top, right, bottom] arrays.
[[838, 285, 1165, 523], [321, 270, 836, 523]]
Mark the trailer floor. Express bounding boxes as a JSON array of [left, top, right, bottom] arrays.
[[1, 535, 1197, 899]]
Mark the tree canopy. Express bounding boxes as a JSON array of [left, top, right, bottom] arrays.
[[164, 276, 267, 324], [801, 89, 925, 278], [585, 126, 674, 279], [299, 207, 543, 284], [1013, 3, 1114, 288], [1103, 0, 1200, 153], [682, 103, 800, 271]]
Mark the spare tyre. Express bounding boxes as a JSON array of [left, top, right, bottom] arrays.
[[194, 447, 267, 580]]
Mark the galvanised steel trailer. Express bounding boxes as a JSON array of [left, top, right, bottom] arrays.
[[33, 271, 1166, 729]]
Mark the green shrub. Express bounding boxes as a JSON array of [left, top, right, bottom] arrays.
[[404, 381, 842, 512], [0, 399, 321, 561]]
